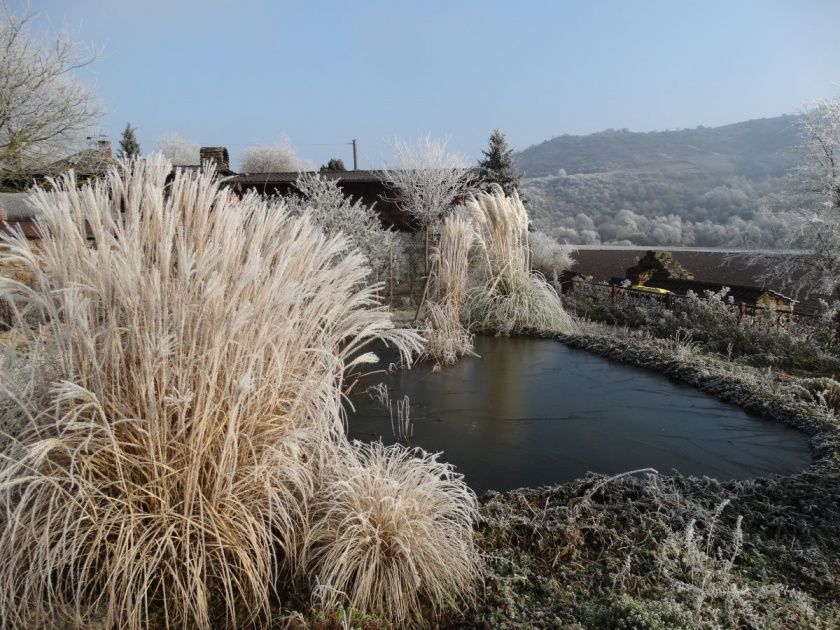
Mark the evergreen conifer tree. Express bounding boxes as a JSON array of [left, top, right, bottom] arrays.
[[319, 158, 346, 172], [117, 122, 141, 159], [478, 129, 521, 196]]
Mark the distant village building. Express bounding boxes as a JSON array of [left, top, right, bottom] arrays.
[[625, 250, 694, 284], [610, 250, 797, 313], [1, 140, 115, 193], [223, 170, 416, 231], [0, 142, 468, 237]]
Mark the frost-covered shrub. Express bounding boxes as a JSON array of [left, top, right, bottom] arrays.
[[798, 376, 840, 410], [657, 500, 821, 628], [562, 281, 669, 329], [656, 289, 840, 371], [305, 441, 480, 625], [564, 283, 840, 373], [286, 172, 396, 283], [584, 595, 695, 630], [529, 230, 575, 280]]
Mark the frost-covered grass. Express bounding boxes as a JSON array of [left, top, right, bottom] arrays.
[[305, 441, 480, 624], [0, 158, 485, 629], [454, 325, 840, 629], [420, 187, 574, 363], [563, 282, 840, 375], [421, 216, 476, 366], [466, 186, 575, 335]]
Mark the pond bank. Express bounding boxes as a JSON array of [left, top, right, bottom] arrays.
[[454, 327, 840, 628]]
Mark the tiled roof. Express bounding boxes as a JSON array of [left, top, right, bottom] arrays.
[[0, 193, 39, 219], [224, 170, 388, 186], [41, 147, 114, 176]]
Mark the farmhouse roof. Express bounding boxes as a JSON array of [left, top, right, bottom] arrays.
[[225, 170, 388, 186], [41, 140, 115, 177]]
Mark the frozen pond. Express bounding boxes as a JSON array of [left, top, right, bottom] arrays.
[[347, 336, 812, 492]]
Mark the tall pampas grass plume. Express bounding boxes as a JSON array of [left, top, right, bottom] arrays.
[[421, 215, 476, 365], [0, 156, 422, 629], [467, 185, 576, 334]]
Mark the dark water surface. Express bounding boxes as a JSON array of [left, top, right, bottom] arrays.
[[347, 336, 812, 492]]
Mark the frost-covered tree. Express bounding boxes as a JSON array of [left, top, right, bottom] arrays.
[[240, 140, 307, 173], [751, 98, 840, 297], [383, 136, 471, 275], [478, 129, 519, 193], [117, 122, 140, 159], [529, 231, 575, 280], [0, 1, 102, 175], [478, 129, 521, 196], [384, 136, 471, 229], [157, 134, 199, 166], [286, 172, 395, 282]]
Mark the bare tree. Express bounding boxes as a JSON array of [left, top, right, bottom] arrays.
[[750, 98, 840, 298], [156, 134, 199, 166], [383, 136, 471, 267], [240, 139, 309, 173], [384, 136, 470, 230], [0, 1, 102, 176], [382, 136, 472, 319]]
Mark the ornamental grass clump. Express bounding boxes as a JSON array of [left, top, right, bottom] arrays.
[[421, 216, 476, 365], [0, 156, 422, 629], [305, 441, 481, 625], [467, 186, 575, 334]]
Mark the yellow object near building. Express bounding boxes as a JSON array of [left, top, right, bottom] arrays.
[[630, 285, 672, 295]]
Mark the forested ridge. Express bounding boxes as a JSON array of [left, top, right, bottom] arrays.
[[518, 115, 802, 246]]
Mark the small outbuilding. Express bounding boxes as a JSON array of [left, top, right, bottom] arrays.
[[611, 250, 798, 313]]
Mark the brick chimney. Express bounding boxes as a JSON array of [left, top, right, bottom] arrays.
[[199, 146, 230, 171], [97, 139, 112, 160]]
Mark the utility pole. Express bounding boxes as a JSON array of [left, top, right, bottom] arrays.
[[351, 139, 358, 170]]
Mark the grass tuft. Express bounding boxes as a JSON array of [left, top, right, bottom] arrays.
[[305, 440, 481, 625]]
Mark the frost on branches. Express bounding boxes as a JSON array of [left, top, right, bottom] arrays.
[[286, 172, 396, 283], [0, 1, 102, 176], [752, 98, 840, 297]]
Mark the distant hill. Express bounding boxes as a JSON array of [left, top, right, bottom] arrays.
[[518, 115, 802, 247]]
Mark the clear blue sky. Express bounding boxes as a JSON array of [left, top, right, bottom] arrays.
[[26, 0, 840, 169]]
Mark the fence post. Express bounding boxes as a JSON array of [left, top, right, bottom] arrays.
[[665, 293, 673, 309]]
